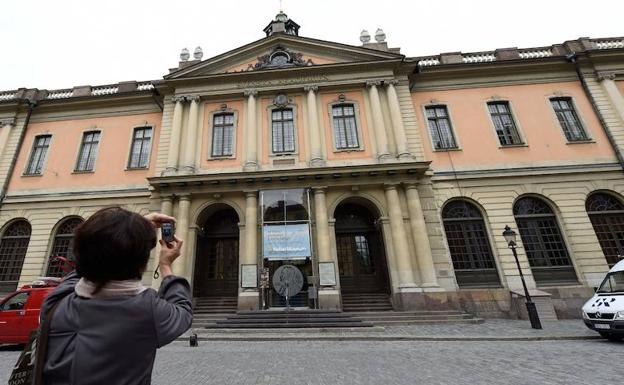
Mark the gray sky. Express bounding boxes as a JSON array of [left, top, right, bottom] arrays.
[[1, 0, 622, 91]]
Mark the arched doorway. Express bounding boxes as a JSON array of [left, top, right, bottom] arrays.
[[0, 220, 31, 292], [193, 207, 240, 297], [513, 196, 577, 285], [334, 202, 389, 294], [442, 200, 500, 287], [586, 192, 624, 267]]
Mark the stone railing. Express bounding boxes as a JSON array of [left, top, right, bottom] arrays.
[[0, 91, 16, 101], [46, 89, 73, 99], [594, 39, 624, 49], [519, 48, 553, 59], [417, 57, 441, 67], [91, 85, 119, 96], [462, 52, 496, 63], [137, 82, 154, 91]]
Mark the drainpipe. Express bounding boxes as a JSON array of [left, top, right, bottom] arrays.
[[567, 52, 624, 172], [0, 99, 36, 207]]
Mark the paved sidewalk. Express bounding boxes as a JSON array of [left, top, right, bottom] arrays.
[[181, 319, 598, 341]]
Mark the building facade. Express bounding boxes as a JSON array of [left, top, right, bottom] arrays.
[[1, 13, 623, 318]]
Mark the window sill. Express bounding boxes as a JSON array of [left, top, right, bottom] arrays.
[[498, 143, 528, 149], [269, 152, 298, 158], [71, 170, 95, 174], [565, 140, 595, 145], [207, 155, 236, 161], [125, 166, 149, 171], [432, 147, 462, 152], [334, 147, 364, 153], [21, 173, 43, 177]]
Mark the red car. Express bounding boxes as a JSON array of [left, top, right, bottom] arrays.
[[0, 257, 74, 344]]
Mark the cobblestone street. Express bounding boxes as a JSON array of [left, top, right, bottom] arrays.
[[2, 337, 622, 384]]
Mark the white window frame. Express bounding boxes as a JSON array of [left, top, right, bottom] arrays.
[[421, 103, 461, 151], [547, 94, 594, 144], [126, 125, 155, 170], [328, 98, 365, 152], [484, 99, 528, 148], [268, 103, 299, 156], [73, 130, 102, 173], [23, 134, 53, 176], [207, 108, 238, 160]]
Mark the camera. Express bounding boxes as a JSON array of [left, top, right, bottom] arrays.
[[161, 222, 175, 243]]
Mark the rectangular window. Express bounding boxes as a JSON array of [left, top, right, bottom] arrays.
[[128, 127, 153, 168], [425, 106, 457, 150], [487, 102, 523, 145], [332, 104, 359, 149], [25, 135, 51, 175], [211, 113, 234, 157], [550, 98, 588, 141], [75, 131, 100, 172], [271, 108, 295, 153]]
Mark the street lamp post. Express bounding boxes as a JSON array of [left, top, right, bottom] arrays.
[[502, 225, 542, 330]]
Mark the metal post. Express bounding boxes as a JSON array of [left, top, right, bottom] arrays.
[[510, 242, 542, 329]]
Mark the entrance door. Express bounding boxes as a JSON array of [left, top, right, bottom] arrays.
[[335, 203, 389, 294], [194, 208, 240, 297]]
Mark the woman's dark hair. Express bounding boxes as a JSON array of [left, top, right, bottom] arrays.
[[74, 207, 157, 293]]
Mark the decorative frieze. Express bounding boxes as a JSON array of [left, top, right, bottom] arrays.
[[237, 75, 329, 89], [596, 71, 617, 81], [0, 118, 16, 127]]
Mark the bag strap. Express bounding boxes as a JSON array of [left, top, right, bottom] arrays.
[[33, 298, 63, 385]]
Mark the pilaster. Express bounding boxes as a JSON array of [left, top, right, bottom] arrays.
[[243, 90, 259, 171], [182, 95, 200, 173], [165, 97, 185, 174], [385, 80, 412, 160], [305, 85, 325, 166], [366, 81, 392, 162]]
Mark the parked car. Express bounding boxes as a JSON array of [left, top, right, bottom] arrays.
[[0, 256, 74, 345], [582, 259, 624, 341]]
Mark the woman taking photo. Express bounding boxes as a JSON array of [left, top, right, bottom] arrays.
[[39, 206, 192, 385]]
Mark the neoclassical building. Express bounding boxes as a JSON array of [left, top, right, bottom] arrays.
[[0, 13, 623, 318]]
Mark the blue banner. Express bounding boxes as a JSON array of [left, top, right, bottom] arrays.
[[262, 223, 311, 260]]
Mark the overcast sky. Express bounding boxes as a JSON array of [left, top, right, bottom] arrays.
[[1, 0, 622, 91]]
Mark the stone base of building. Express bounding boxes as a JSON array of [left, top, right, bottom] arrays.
[[540, 286, 595, 319], [318, 289, 341, 310], [237, 291, 260, 311]]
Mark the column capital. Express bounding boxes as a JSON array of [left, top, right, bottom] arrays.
[[0, 118, 15, 127], [178, 194, 191, 201], [186, 95, 201, 102], [383, 183, 399, 191], [304, 85, 319, 93], [597, 71, 617, 81], [244, 190, 258, 198], [171, 95, 186, 103], [385, 79, 399, 87], [244, 89, 258, 97], [403, 182, 419, 190], [161, 195, 174, 202], [366, 80, 382, 88], [312, 186, 328, 193]]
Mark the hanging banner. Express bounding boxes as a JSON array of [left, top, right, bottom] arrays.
[[262, 223, 311, 260]]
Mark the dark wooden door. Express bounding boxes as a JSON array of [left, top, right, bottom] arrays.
[[336, 231, 389, 294]]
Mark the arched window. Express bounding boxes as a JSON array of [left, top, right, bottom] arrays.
[[46, 217, 83, 277], [0, 220, 31, 291], [586, 192, 624, 267], [513, 197, 577, 285], [442, 200, 500, 287]]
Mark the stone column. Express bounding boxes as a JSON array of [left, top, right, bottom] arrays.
[[385, 80, 411, 159], [598, 72, 624, 125], [366, 81, 391, 161], [313, 187, 340, 309], [240, 191, 259, 310], [176, 195, 191, 279], [0, 118, 15, 160], [404, 184, 439, 288], [305, 86, 324, 166], [182, 95, 200, 173], [384, 184, 417, 288], [166, 97, 185, 173], [243, 90, 259, 171]]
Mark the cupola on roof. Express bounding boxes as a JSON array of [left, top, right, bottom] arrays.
[[263, 10, 300, 37]]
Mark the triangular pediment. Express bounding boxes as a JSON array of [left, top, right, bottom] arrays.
[[166, 34, 403, 79]]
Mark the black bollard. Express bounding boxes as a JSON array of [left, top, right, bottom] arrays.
[[189, 333, 198, 347]]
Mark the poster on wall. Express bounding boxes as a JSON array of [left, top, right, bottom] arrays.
[[263, 223, 311, 260]]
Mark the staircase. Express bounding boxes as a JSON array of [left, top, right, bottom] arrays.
[[342, 292, 482, 325], [205, 310, 374, 329], [342, 292, 394, 312], [192, 296, 237, 328]]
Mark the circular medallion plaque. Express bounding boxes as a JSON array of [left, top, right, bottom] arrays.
[[272, 265, 304, 298]]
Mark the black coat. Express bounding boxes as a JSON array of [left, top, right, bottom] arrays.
[[40, 272, 193, 385]]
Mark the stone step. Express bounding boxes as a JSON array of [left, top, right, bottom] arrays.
[[372, 318, 484, 325], [346, 310, 466, 316], [206, 322, 373, 329]]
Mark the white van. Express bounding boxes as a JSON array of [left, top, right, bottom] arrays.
[[582, 259, 624, 341]]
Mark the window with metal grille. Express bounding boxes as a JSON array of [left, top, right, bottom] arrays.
[[128, 127, 152, 168], [211, 113, 234, 157], [46, 218, 83, 277], [271, 108, 295, 153], [332, 104, 359, 149], [0, 221, 31, 289], [487, 102, 523, 145], [513, 197, 577, 284], [586, 192, 624, 267], [25, 135, 51, 175], [75, 131, 100, 171], [550, 98, 588, 142], [442, 200, 500, 287], [425, 106, 457, 150]]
